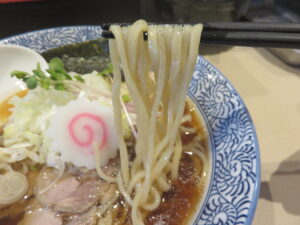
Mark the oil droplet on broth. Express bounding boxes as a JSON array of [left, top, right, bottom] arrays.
[[0, 90, 28, 126]]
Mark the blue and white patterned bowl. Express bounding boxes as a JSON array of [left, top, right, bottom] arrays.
[[0, 26, 260, 225]]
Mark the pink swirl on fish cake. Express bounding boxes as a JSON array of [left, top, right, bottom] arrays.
[[68, 113, 108, 154]]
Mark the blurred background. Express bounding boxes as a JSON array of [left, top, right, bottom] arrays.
[[0, 0, 300, 65], [0, 0, 299, 39]]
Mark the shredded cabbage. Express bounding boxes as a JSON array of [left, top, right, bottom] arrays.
[[2, 88, 75, 163], [0, 72, 133, 164]]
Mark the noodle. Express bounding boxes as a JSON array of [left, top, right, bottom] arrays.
[[108, 20, 203, 225], [117, 173, 133, 205], [127, 171, 145, 194], [110, 36, 130, 185], [141, 186, 161, 211], [180, 126, 197, 133], [36, 159, 65, 195], [0, 163, 28, 205], [171, 134, 183, 180], [95, 143, 117, 183], [156, 173, 171, 192]]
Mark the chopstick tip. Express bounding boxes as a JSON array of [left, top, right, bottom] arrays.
[[101, 23, 111, 30]]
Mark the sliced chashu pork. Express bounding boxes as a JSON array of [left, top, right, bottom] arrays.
[[39, 176, 80, 207], [37, 161, 118, 215], [66, 207, 97, 225], [54, 180, 111, 214]]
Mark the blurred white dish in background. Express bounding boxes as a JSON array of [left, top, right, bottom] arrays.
[[0, 45, 48, 102]]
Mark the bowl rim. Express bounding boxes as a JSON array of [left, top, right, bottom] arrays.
[[193, 56, 261, 225]]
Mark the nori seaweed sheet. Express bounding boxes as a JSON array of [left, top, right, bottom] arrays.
[[42, 39, 111, 74]]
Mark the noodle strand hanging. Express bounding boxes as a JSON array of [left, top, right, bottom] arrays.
[[109, 20, 203, 225]]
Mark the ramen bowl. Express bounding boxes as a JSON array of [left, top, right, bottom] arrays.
[[0, 26, 260, 225]]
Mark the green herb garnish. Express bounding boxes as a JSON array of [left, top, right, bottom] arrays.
[[98, 63, 113, 76], [74, 75, 85, 83], [10, 71, 29, 79], [54, 83, 66, 91], [11, 57, 85, 91], [25, 76, 38, 89], [122, 94, 131, 103]]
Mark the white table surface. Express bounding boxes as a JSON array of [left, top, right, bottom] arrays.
[[204, 46, 300, 225]]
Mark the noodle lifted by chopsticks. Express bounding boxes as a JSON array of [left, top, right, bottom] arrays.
[[99, 20, 202, 225]]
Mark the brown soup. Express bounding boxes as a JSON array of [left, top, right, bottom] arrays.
[[0, 96, 209, 225]]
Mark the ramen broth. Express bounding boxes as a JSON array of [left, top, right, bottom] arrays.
[[0, 93, 208, 225]]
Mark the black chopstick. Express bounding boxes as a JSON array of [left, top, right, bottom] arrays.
[[101, 23, 300, 49], [201, 31, 300, 48], [102, 22, 300, 33], [101, 30, 300, 49], [203, 22, 300, 33]]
